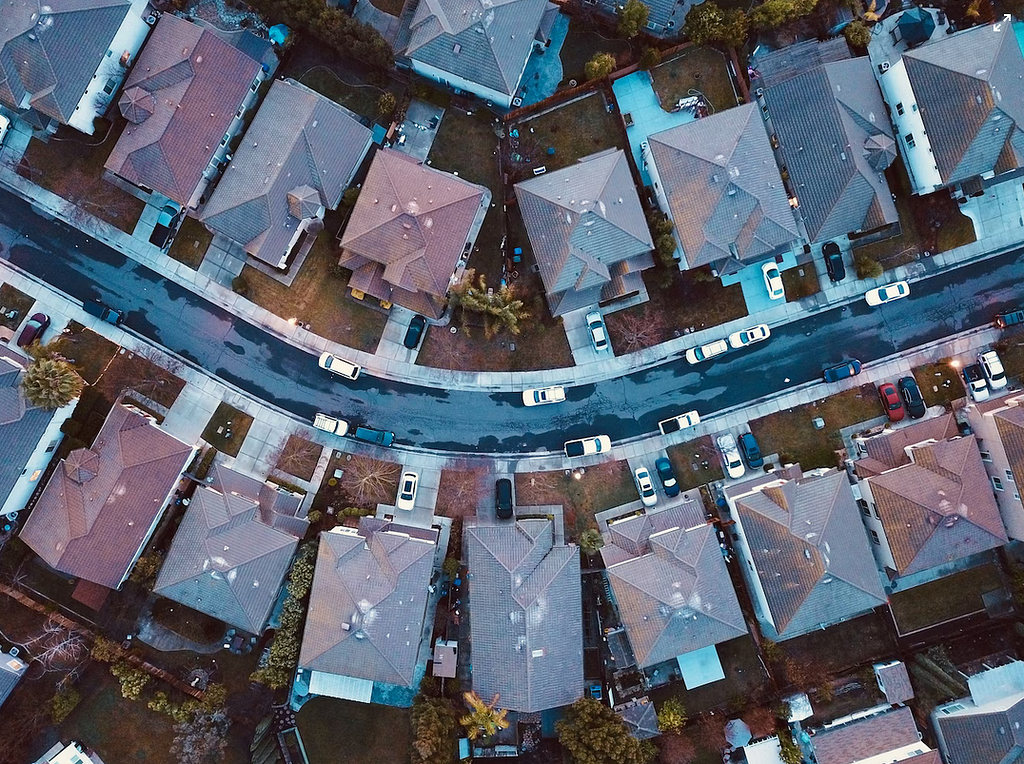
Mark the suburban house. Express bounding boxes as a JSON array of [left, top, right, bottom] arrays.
[[464, 517, 583, 712], [0, 346, 76, 520], [515, 149, 654, 316], [19, 403, 195, 590], [962, 392, 1024, 540], [646, 102, 802, 274], [297, 518, 438, 704], [202, 78, 373, 270], [32, 742, 105, 764], [152, 464, 307, 634], [396, 0, 559, 108], [872, 15, 1024, 197], [932, 659, 1024, 764], [852, 413, 1008, 583], [808, 705, 937, 764], [600, 498, 747, 683], [339, 148, 490, 317], [0, 0, 150, 134], [104, 14, 274, 209], [753, 39, 898, 245], [593, 0, 691, 37], [875, 659, 916, 706], [0, 646, 28, 707], [724, 465, 887, 641]]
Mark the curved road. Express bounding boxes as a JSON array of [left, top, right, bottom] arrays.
[[3, 190, 1023, 453]]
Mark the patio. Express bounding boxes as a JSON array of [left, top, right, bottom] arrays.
[[517, 13, 570, 107]]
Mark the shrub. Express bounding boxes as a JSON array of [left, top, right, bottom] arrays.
[[231, 275, 249, 297], [854, 252, 884, 279], [52, 687, 81, 723], [844, 19, 871, 49], [585, 52, 617, 80], [639, 47, 661, 70]]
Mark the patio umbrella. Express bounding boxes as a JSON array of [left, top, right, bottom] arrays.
[[119, 86, 155, 124], [863, 133, 897, 171], [724, 718, 752, 748], [897, 7, 935, 46]]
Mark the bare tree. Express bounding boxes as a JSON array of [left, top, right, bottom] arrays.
[[346, 455, 401, 505], [19, 616, 90, 688], [609, 307, 669, 353], [437, 463, 486, 518], [275, 435, 323, 481]]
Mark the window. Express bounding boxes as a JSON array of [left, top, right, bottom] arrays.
[[870, 530, 880, 544], [1007, 470, 1015, 483], [993, 476, 1004, 491], [103, 79, 115, 95], [858, 499, 870, 517], [905, 133, 916, 148], [45, 440, 58, 453], [981, 450, 993, 462], [1015, 492, 1021, 501], [873, 506, 881, 519], [896, 102, 905, 115], [912, 104, 918, 112], [220, 133, 230, 146]]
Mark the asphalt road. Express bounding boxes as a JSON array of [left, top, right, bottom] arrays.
[[3, 190, 1023, 454]]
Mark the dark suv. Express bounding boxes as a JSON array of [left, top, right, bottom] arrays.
[[739, 433, 764, 469], [897, 376, 926, 419], [996, 308, 1024, 328], [823, 359, 862, 382], [822, 241, 846, 282], [495, 478, 513, 519]]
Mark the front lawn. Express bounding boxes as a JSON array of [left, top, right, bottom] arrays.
[[0, 283, 36, 330], [994, 326, 1024, 383], [54, 323, 119, 385], [298, 67, 388, 121], [889, 563, 1005, 634], [369, 0, 405, 15], [852, 160, 921, 273], [312, 452, 402, 512], [20, 119, 145, 234], [239, 227, 387, 353], [274, 434, 322, 482], [749, 385, 884, 469], [201, 402, 253, 458], [296, 696, 411, 764], [912, 361, 965, 408], [666, 435, 725, 491], [515, 460, 639, 540], [167, 216, 213, 270], [651, 47, 739, 116], [435, 464, 488, 519], [782, 261, 820, 302]]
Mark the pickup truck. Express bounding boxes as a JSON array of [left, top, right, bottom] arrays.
[[352, 426, 395, 447], [83, 300, 124, 325]]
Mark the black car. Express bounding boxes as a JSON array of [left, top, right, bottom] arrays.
[[739, 432, 764, 469], [495, 478, 513, 519], [995, 308, 1024, 328], [897, 376, 926, 419], [654, 457, 679, 497], [404, 315, 426, 349], [823, 241, 846, 282], [149, 202, 183, 249], [83, 300, 124, 325]]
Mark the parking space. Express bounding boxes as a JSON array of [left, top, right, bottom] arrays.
[[564, 307, 612, 365], [393, 100, 444, 162], [376, 305, 425, 363], [377, 460, 440, 530], [720, 249, 801, 314]]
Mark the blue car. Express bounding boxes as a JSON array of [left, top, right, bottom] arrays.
[[655, 457, 680, 497], [739, 433, 763, 469]]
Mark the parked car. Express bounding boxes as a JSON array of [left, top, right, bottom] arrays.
[[564, 435, 611, 458], [897, 376, 926, 419], [823, 241, 846, 282], [654, 456, 679, 497], [396, 471, 419, 510], [823, 359, 862, 382], [739, 432, 764, 469], [522, 385, 566, 407], [495, 478, 513, 519], [0, 114, 10, 148], [633, 466, 657, 507], [149, 201, 183, 249], [865, 280, 910, 306], [83, 300, 124, 325], [16, 313, 49, 347], [403, 315, 426, 349], [762, 261, 785, 300], [717, 434, 745, 479], [728, 324, 771, 349], [318, 351, 361, 380], [352, 425, 395, 447], [995, 308, 1024, 328], [312, 412, 349, 436], [658, 410, 700, 435], [685, 338, 729, 365], [585, 311, 608, 351], [963, 363, 989, 402], [979, 350, 1007, 390], [877, 382, 906, 422]]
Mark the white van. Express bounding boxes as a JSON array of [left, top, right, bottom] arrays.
[[313, 413, 349, 436], [318, 351, 361, 380]]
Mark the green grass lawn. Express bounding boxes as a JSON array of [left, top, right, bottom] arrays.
[[167, 215, 213, 270], [666, 435, 725, 491], [558, 25, 634, 86], [912, 361, 966, 408], [750, 385, 885, 469], [0, 283, 35, 330], [889, 563, 1005, 634], [782, 261, 820, 302], [651, 47, 739, 116], [201, 402, 253, 458], [296, 696, 411, 764], [298, 67, 387, 121]]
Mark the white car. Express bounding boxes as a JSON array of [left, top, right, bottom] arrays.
[[396, 471, 419, 510], [565, 435, 611, 458], [865, 281, 910, 306], [717, 434, 745, 479], [658, 410, 700, 435], [522, 385, 566, 407], [728, 324, 771, 349], [685, 338, 729, 365], [634, 466, 657, 507], [586, 311, 608, 351], [312, 412, 349, 436], [318, 351, 361, 380], [979, 350, 1007, 390], [762, 262, 785, 301], [0, 114, 10, 148]]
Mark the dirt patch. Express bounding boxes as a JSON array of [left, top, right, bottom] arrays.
[[782, 260, 820, 302], [436, 464, 489, 519], [151, 597, 224, 643], [314, 452, 402, 511], [201, 403, 253, 458], [665, 435, 725, 491], [651, 47, 739, 116], [890, 563, 1005, 634], [0, 284, 36, 331], [912, 361, 966, 409], [167, 215, 213, 270], [273, 434, 322, 482]]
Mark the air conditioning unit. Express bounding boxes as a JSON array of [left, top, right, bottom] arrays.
[[879, 61, 891, 73]]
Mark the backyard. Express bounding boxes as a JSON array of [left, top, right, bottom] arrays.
[[651, 47, 739, 116], [167, 216, 213, 270], [649, 635, 766, 715], [20, 118, 145, 234], [239, 227, 388, 352], [558, 26, 634, 87], [296, 696, 411, 764], [151, 597, 225, 644], [666, 435, 725, 491], [889, 562, 1006, 634], [201, 402, 254, 458], [0, 283, 36, 330], [514, 460, 639, 540], [297, 67, 391, 121], [749, 385, 885, 469]]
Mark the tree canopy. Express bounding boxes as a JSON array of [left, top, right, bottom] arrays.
[[617, 0, 650, 39], [411, 694, 458, 764], [556, 697, 657, 764], [683, 1, 749, 47], [749, 0, 819, 30], [585, 52, 617, 80], [22, 357, 84, 410]]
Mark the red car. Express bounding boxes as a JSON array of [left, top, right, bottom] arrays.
[[878, 382, 905, 422], [16, 313, 50, 348]]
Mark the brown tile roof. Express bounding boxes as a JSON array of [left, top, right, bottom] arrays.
[[876, 660, 915, 704], [104, 14, 267, 205], [20, 404, 194, 588], [855, 414, 960, 477], [339, 149, 488, 318], [811, 707, 925, 764], [994, 404, 1024, 491]]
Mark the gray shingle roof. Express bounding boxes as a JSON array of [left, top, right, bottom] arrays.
[[729, 467, 886, 640], [757, 40, 898, 243], [648, 103, 801, 271], [464, 518, 583, 712], [202, 78, 373, 267], [601, 503, 746, 669], [401, 0, 551, 99], [616, 698, 660, 740], [811, 707, 925, 764], [0, 0, 131, 125], [20, 404, 194, 589], [515, 150, 653, 316], [300, 519, 436, 689], [153, 465, 305, 634], [104, 14, 268, 205], [902, 23, 1024, 185]]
